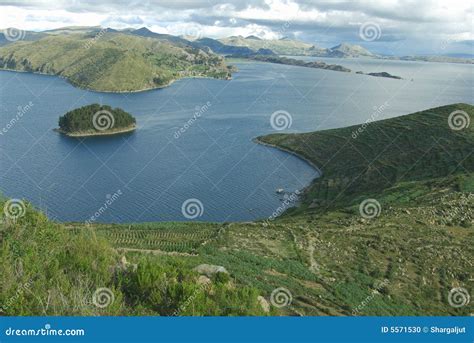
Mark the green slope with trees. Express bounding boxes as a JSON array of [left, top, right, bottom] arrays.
[[0, 32, 232, 92]]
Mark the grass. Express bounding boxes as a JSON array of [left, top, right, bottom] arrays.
[[0, 32, 231, 92], [257, 103, 474, 214], [1, 104, 473, 316]]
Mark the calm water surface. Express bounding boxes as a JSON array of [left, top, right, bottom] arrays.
[[0, 59, 472, 222]]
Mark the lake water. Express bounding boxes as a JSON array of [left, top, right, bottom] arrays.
[[0, 58, 472, 223]]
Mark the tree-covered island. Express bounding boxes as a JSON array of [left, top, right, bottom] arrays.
[[57, 104, 137, 137]]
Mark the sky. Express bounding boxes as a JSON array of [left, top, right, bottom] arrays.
[[0, 0, 473, 56]]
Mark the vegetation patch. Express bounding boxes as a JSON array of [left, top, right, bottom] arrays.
[[57, 104, 136, 137]]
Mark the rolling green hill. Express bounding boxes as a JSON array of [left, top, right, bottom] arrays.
[[1, 104, 472, 316], [0, 31, 232, 92], [257, 103, 474, 213]]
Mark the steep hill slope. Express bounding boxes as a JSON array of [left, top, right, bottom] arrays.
[[258, 103, 474, 212], [0, 32, 231, 92]]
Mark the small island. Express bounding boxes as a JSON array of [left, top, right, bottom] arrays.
[[356, 71, 402, 79], [56, 104, 137, 137]]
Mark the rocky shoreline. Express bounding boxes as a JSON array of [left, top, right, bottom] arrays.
[[54, 125, 137, 137]]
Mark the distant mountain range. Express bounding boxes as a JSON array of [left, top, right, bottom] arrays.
[[219, 36, 375, 58], [0, 26, 471, 92], [1, 26, 472, 65]]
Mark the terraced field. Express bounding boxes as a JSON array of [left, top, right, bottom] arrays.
[[2, 104, 472, 316], [65, 222, 223, 254]]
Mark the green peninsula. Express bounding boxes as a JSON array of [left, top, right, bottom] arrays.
[[0, 30, 232, 92]]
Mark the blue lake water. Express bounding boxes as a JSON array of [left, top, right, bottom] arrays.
[[0, 59, 472, 222]]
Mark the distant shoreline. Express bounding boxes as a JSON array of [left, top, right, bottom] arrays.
[[54, 125, 137, 137], [0, 68, 230, 93]]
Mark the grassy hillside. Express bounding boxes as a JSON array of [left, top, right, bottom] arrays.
[[0, 202, 268, 316], [258, 103, 474, 213], [0, 32, 231, 92], [1, 104, 472, 316]]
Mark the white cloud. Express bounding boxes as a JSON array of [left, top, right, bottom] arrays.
[[0, 0, 472, 54]]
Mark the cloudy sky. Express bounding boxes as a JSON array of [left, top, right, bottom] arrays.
[[0, 0, 472, 55]]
